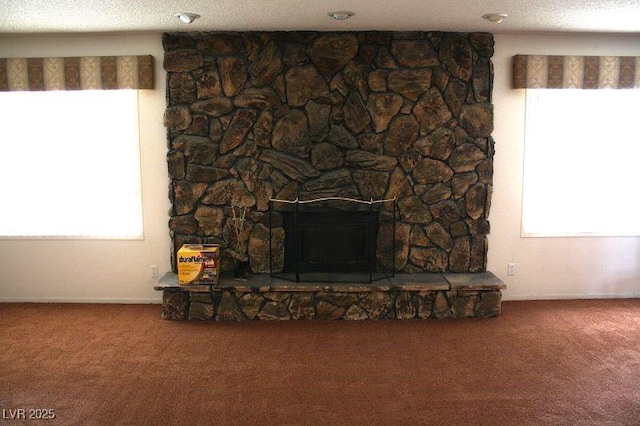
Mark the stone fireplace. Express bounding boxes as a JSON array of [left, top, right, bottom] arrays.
[[163, 30, 494, 278]]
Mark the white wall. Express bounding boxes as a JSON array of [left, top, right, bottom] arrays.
[[0, 33, 170, 303], [1, 32, 638, 303], [489, 33, 640, 300]]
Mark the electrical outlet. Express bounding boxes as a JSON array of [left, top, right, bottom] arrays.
[[150, 265, 158, 279], [507, 263, 516, 276]]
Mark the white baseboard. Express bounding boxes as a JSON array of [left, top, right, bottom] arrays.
[[3, 294, 637, 304], [0, 297, 162, 304], [502, 293, 640, 301]]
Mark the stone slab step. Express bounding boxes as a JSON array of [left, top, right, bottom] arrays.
[[155, 271, 505, 293]]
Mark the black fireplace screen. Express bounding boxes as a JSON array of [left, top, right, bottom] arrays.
[[269, 197, 396, 283]]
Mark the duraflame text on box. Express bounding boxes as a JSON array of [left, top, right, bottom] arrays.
[[177, 244, 221, 285]]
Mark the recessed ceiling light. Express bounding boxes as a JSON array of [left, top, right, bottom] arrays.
[[175, 13, 200, 24], [328, 11, 355, 21], [482, 13, 508, 23]]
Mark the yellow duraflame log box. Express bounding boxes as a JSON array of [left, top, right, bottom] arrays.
[[177, 244, 221, 285]]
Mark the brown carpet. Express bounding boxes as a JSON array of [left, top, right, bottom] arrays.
[[1, 299, 639, 425]]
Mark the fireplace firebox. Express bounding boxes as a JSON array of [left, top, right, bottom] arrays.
[[269, 197, 396, 283]]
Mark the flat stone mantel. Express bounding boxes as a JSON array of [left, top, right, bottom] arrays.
[[155, 272, 505, 321]]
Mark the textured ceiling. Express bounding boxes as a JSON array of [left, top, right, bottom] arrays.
[[1, 0, 640, 35]]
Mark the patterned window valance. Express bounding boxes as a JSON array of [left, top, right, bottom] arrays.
[[0, 55, 154, 91], [513, 55, 640, 89]]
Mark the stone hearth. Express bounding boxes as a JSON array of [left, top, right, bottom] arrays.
[[155, 272, 505, 321]]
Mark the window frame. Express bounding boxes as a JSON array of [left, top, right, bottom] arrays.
[[0, 89, 145, 240], [521, 88, 640, 238]]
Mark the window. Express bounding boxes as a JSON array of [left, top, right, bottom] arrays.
[[0, 90, 143, 239], [522, 89, 640, 237]]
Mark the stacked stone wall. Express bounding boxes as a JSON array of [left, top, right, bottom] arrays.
[[163, 31, 494, 274]]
